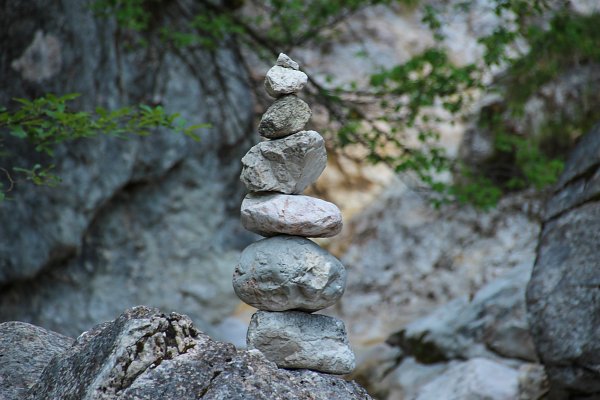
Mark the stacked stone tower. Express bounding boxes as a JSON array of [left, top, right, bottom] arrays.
[[233, 54, 355, 375]]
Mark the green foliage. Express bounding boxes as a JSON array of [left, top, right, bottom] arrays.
[[0, 93, 208, 199], [92, 0, 160, 31], [77, 1, 600, 207], [504, 12, 600, 106], [331, 3, 598, 207]]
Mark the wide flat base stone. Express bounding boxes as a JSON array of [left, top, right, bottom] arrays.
[[247, 310, 355, 375]]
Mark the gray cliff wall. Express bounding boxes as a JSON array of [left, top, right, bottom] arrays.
[[527, 122, 600, 397], [0, 0, 255, 336]]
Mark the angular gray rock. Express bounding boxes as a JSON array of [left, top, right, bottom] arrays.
[[276, 53, 299, 70], [241, 193, 343, 238], [527, 122, 600, 397], [414, 358, 519, 400], [0, 322, 74, 400], [233, 236, 346, 312], [23, 306, 371, 399], [388, 263, 537, 363], [247, 311, 355, 375], [258, 95, 312, 139], [264, 65, 308, 98], [240, 130, 327, 194]]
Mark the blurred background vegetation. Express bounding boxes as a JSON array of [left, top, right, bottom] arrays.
[[2, 0, 599, 208]]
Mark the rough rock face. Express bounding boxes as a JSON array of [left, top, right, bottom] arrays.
[[0, 0, 254, 337], [19, 306, 372, 399], [240, 130, 327, 194], [526, 122, 600, 396], [233, 236, 346, 312], [0, 322, 74, 400], [241, 193, 343, 237], [329, 178, 542, 345], [388, 262, 537, 364], [258, 95, 312, 139], [247, 311, 356, 375], [414, 358, 519, 400]]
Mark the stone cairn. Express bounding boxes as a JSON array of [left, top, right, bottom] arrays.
[[232, 54, 355, 375]]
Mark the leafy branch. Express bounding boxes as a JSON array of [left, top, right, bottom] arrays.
[[90, 0, 597, 207], [0, 93, 209, 198]]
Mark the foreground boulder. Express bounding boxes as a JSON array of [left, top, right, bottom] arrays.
[[15, 306, 371, 399], [527, 122, 600, 397], [0, 322, 74, 399]]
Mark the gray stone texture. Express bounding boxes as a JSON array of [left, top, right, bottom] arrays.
[[240, 130, 327, 194], [0, 0, 255, 337], [247, 311, 356, 375], [233, 236, 346, 312], [331, 178, 541, 345], [264, 65, 308, 98], [527, 122, 600, 397], [276, 53, 299, 70], [0, 321, 74, 400], [414, 358, 519, 400], [388, 263, 537, 364], [22, 306, 371, 399], [258, 95, 312, 139], [241, 193, 343, 238]]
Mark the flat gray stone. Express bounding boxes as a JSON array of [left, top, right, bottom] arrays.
[[258, 95, 312, 139], [241, 193, 342, 238], [247, 311, 355, 375], [276, 53, 299, 70], [240, 130, 327, 194], [264, 65, 308, 97], [233, 236, 346, 312]]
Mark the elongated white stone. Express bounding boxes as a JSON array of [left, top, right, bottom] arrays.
[[241, 193, 342, 238], [247, 310, 355, 375], [232, 236, 346, 312], [240, 130, 326, 194]]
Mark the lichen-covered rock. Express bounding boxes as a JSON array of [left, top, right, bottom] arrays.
[[241, 193, 342, 238], [264, 65, 308, 98], [258, 95, 312, 139], [526, 122, 600, 397], [247, 311, 355, 375], [0, 322, 74, 400], [22, 306, 371, 400], [233, 236, 346, 312], [240, 130, 327, 194]]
